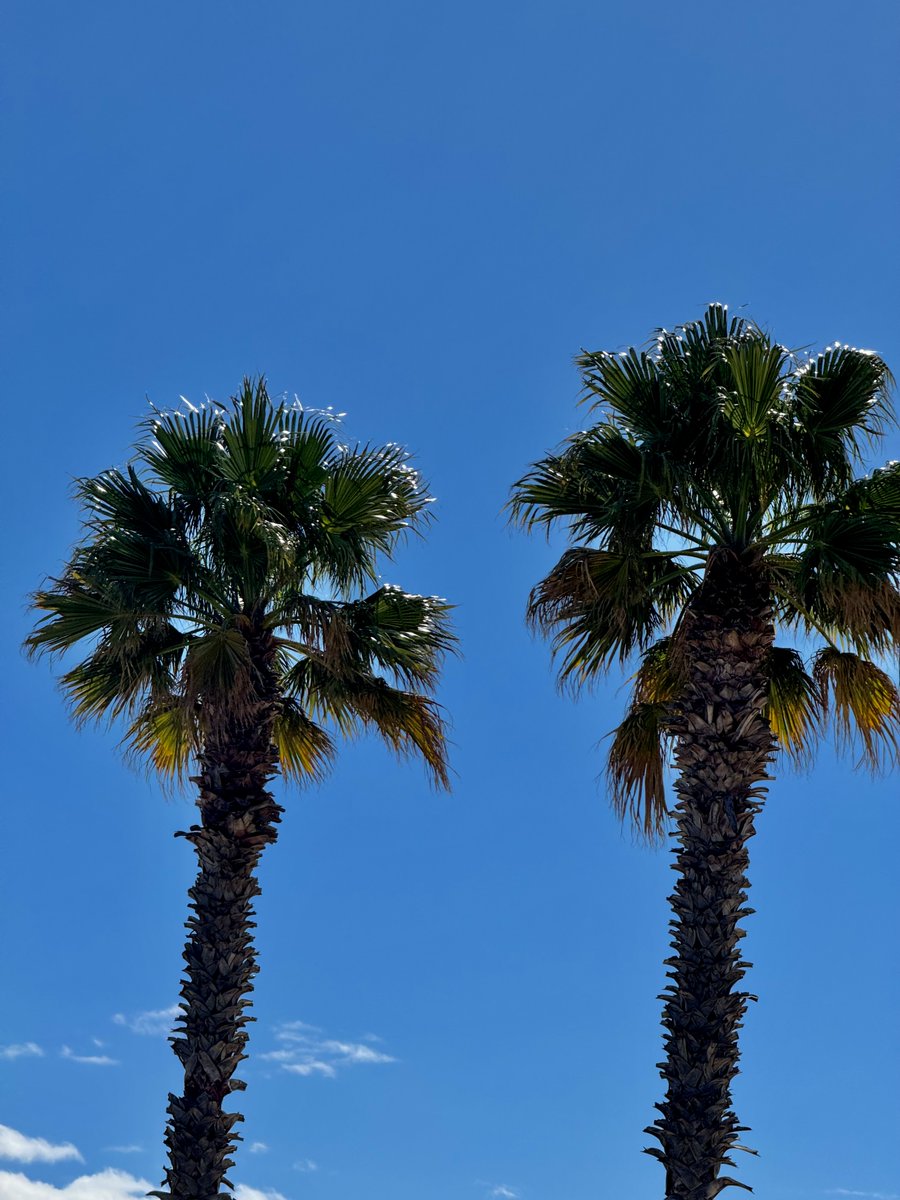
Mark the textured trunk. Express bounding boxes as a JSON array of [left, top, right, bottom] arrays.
[[645, 550, 775, 1199], [152, 630, 282, 1200]]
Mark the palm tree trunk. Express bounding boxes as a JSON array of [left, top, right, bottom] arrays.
[[645, 550, 775, 1200], [153, 640, 282, 1200]]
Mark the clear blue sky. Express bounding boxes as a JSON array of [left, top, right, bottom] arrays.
[[3, 3, 898, 1199]]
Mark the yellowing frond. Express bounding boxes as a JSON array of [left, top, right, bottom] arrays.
[[607, 702, 670, 843], [766, 647, 822, 767], [813, 647, 900, 772], [274, 700, 335, 783], [127, 704, 197, 780]]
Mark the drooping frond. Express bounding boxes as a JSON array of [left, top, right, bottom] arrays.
[[273, 698, 336, 783], [765, 647, 821, 766], [509, 426, 669, 547], [282, 658, 450, 789], [607, 701, 670, 842], [126, 701, 197, 781], [631, 636, 685, 704], [812, 647, 900, 772], [528, 547, 696, 682], [770, 504, 900, 652]]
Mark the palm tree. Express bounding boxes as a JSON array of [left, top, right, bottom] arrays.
[[511, 305, 900, 1199], [27, 378, 453, 1200]]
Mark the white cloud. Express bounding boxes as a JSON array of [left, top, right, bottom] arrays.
[[112, 1005, 181, 1037], [234, 1188, 290, 1200], [247, 1143, 269, 1155], [293, 1160, 318, 1173], [475, 1184, 518, 1200], [0, 1168, 150, 1199], [0, 1045, 43, 1062], [260, 1022, 395, 1078], [0, 1128, 82, 1165], [60, 1046, 118, 1067], [0, 1170, 290, 1200]]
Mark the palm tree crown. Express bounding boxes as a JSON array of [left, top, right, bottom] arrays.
[[511, 305, 899, 1199], [512, 303, 900, 834], [28, 377, 452, 786]]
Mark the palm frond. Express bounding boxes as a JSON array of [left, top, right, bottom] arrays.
[[812, 647, 900, 772], [721, 340, 790, 442], [282, 658, 449, 788], [126, 701, 198, 780], [274, 698, 335, 783], [529, 547, 696, 683], [509, 427, 666, 546], [631, 636, 685, 704], [183, 627, 253, 705], [765, 647, 821, 766], [141, 400, 227, 507], [607, 701, 670, 842], [576, 347, 666, 441]]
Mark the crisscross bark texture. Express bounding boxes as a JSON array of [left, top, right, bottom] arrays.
[[153, 631, 282, 1200], [645, 551, 775, 1199]]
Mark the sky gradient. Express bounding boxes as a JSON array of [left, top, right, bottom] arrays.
[[3, 3, 899, 1200]]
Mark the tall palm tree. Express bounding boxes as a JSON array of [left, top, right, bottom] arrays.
[[511, 305, 900, 1199], [27, 378, 453, 1200]]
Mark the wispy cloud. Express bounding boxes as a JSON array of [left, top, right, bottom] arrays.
[[0, 1045, 43, 1062], [112, 1005, 181, 1037], [259, 1021, 395, 1078], [476, 1182, 519, 1200], [0, 1167, 151, 1198], [827, 1191, 899, 1200], [293, 1160, 318, 1173], [0, 1126, 82, 1165], [60, 1046, 118, 1067], [234, 1188, 290, 1200], [247, 1143, 269, 1155]]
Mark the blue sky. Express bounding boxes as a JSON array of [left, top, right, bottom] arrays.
[[2, 3, 899, 1199]]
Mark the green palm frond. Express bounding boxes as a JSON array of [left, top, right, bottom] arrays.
[[509, 427, 667, 547], [577, 347, 667, 441], [528, 547, 696, 682], [812, 647, 900, 771], [183, 627, 253, 705], [346, 682, 450, 789], [339, 587, 455, 689], [765, 647, 821, 766], [274, 698, 335, 783], [126, 701, 197, 780], [275, 586, 455, 691], [141, 401, 227, 508], [282, 658, 450, 788], [793, 344, 893, 441], [721, 339, 790, 442]]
